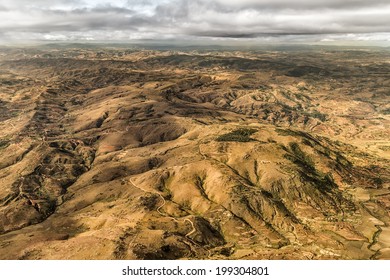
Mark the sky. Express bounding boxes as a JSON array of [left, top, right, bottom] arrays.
[[0, 0, 390, 45]]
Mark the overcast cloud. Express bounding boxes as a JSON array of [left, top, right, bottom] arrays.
[[0, 0, 389, 44]]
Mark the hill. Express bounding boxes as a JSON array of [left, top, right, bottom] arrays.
[[0, 46, 389, 259]]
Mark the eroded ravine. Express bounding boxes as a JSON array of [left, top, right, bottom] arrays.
[[0, 79, 97, 234]]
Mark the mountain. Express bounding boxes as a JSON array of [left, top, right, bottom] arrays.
[[0, 46, 389, 259]]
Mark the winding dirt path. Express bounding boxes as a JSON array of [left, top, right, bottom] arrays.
[[368, 225, 383, 259], [359, 201, 388, 259], [129, 176, 197, 237]]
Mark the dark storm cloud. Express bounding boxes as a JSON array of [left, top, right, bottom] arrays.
[[0, 0, 389, 42]]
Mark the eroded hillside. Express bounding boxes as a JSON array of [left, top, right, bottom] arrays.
[[0, 46, 389, 259]]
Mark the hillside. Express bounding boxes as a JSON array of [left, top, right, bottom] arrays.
[[0, 46, 389, 259]]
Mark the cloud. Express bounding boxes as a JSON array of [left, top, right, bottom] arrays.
[[210, 0, 390, 10], [0, 0, 389, 43]]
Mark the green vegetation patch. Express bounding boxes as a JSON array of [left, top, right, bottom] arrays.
[[381, 108, 390, 115], [284, 142, 338, 192], [216, 128, 257, 142], [284, 142, 316, 172], [0, 139, 10, 150], [309, 110, 327, 122]]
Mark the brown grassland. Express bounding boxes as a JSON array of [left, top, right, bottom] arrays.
[[0, 45, 389, 259]]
